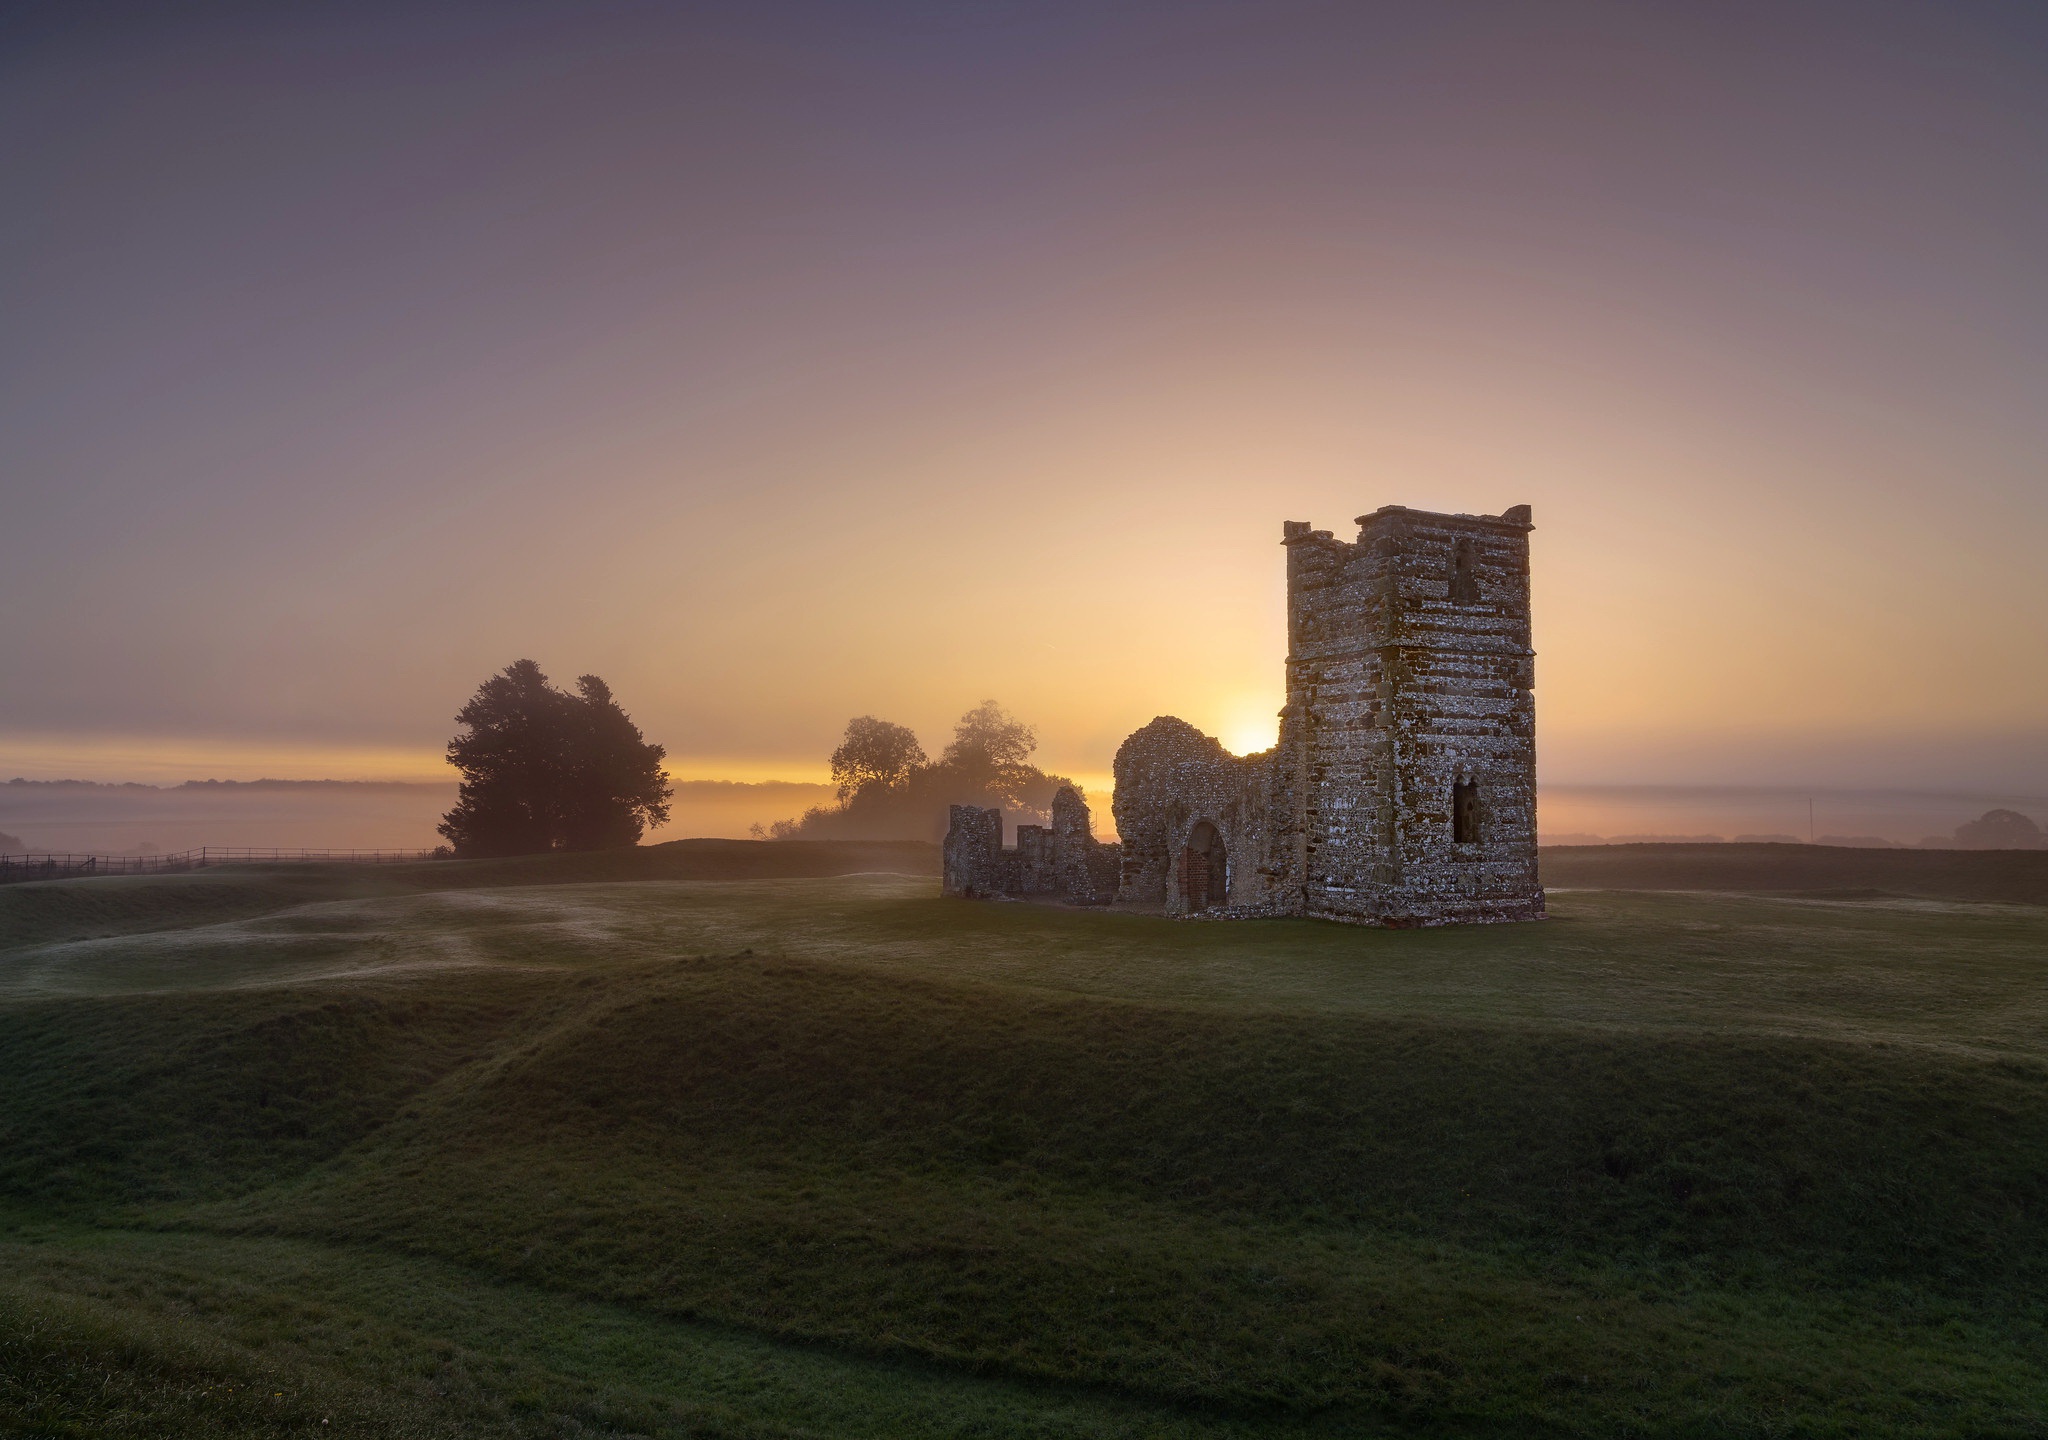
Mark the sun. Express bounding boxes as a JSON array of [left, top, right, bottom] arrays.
[[1218, 698, 1281, 757]]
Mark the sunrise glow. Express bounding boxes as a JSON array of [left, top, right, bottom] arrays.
[[1, 3, 2041, 823]]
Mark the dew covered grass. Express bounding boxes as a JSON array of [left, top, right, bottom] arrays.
[[1, 842, 2044, 1436]]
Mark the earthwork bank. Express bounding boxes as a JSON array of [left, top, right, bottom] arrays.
[[2, 840, 2044, 1437]]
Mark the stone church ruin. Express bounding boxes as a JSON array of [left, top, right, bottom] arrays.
[[944, 504, 1544, 926]]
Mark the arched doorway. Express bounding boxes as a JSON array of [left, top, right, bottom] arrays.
[[1179, 820, 1228, 911]]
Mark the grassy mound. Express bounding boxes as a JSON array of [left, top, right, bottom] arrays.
[[0, 837, 935, 953], [2, 862, 2044, 1436]]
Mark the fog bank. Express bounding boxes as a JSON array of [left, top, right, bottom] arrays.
[[5, 777, 2041, 856], [0, 779, 838, 854]]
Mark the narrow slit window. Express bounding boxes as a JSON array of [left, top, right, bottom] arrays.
[[1453, 778, 1480, 844], [1450, 539, 1480, 606]]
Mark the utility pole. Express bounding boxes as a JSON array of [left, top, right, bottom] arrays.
[[1808, 798, 1815, 845]]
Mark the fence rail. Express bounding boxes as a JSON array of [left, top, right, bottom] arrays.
[[0, 847, 442, 885]]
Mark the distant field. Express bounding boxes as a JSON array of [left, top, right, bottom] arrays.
[[1, 841, 2044, 1437], [1543, 840, 2048, 907]]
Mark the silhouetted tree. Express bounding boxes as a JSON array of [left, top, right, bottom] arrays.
[[762, 700, 1076, 841], [940, 699, 1039, 807], [437, 660, 559, 857], [830, 716, 928, 801], [557, 674, 675, 850], [438, 660, 672, 857], [1954, 808, 2044, 850]]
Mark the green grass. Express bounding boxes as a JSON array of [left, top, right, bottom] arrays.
[[1, 842, 2044, 1436], [0, 838, 939, 956]]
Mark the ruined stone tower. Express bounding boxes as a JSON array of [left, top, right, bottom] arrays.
[[944, 503, 1543, 926], [1272, 503, 1540, 923]]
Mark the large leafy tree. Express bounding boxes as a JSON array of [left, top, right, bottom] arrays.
[[940, 699, 1040, 806], [438, 660, 672, 857], [830, 716, 928, 801]]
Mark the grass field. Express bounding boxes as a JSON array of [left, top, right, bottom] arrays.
[[2, 841, 2044, 1437]]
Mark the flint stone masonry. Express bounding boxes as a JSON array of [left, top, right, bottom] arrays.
[[945, 503, 1543, 926], [942, 786, 1122, 904]]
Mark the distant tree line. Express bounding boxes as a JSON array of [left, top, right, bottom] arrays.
[[757, 701, 1078, 842], [439, 659, 672, 857], [1953, 809, 2045, 849]]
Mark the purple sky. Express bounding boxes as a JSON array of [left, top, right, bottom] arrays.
[[4, 1, 2044, 791]]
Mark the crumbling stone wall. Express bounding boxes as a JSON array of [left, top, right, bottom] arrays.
[[1052, 787, 1122, 901], [945, 504, 1542, 926], [1110, 717, 1282, 917], [941, 804, 1004, 898], [1109, 504, 1543, 926], [943, 786, 1121, 904]]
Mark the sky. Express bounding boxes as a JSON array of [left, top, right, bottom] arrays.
[[4, 0, 2045, 799]]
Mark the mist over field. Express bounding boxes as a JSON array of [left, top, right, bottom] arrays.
[[5, 775, 2043, 855], [1538, 785, 2048, 849], [0, 779, 833, 854], [5, 845, 2047, 1435]]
